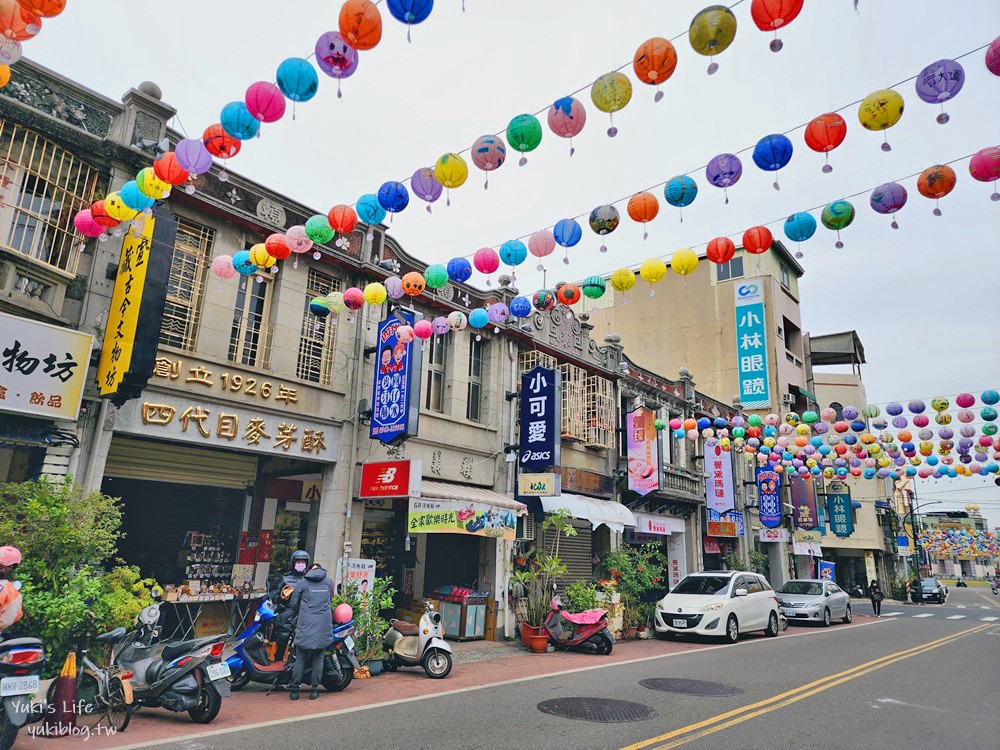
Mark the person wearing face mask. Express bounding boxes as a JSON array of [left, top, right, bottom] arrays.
[[269, 550, 311, 662]]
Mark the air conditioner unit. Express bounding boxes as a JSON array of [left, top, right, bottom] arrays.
[[782, 393, 796, 406], [516, 514, 536, 541]]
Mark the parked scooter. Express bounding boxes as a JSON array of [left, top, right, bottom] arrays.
[[109, 603, 230, 724], [542, 598, 613, 654], [225, 599, 360, 692], [1, 589, 46, 750], [383, 601, 453, 678]]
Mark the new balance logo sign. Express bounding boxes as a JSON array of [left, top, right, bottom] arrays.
[[377, 467, 397, 483]]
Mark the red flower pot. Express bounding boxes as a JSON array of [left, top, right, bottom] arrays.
[[528, 634, 550, 653]]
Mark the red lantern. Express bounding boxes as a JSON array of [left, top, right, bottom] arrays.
[[202, 124, 241, 159], [0, 0, 41, 40], [18, 0, 65, 17], [742, 226, 772, 255], [750, 0, 804, 51], [327, 204, 358, 234], [90, 200, 119, 229], [804, 113, 847, 173], [556, 283, 581, 305], [153, 152, 190, 186], [265, 233, 292, 260], [626, 192, 659, 239], [986, 36, 1000, 77], [706, 237, 736, 264]]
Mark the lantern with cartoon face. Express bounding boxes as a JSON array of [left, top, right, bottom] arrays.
[[401, 272, 425, 297]]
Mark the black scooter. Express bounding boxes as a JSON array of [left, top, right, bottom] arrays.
[[0, 615, 46, 750]]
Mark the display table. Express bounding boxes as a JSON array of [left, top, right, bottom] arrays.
[[160, 594, 266, 641]]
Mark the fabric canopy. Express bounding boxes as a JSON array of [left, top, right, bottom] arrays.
[[418, 480, 527, 515], [539, 493, 636, 534]]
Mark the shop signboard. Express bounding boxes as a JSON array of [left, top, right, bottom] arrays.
[[359, 459, 422, 499], [703, 537, 721, 554], [98, 208, 177, 406], [794, 530, 821, 544], [826, 480, 854, 538], [705, 438, 735, 514], [759, 527, 789, 543], [625, 407, 661, 496], [708, 509, 744, 536], [818, 560, 836, 582], [0, 311, 93, 421], [733, 280, 771, 409], [517, 472, 560, 496], [756, 466, 783, 528], [633, 512, 673, 537], [557, 466, 614, 498], [790, 476, 819, 530], [707, 520, 738, 537], [407, 497, 519, 541], [256, 530, 273, 562], [519, 366, 560, 473], [334, 558, 376, 595], [864, 551, 877, 584], [370, 309, 423, 446]]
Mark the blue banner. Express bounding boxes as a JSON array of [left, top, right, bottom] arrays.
[[756, 467, 783, 528], [818, 560, 835, 582], [733, 281, 771, 409], [370, 310, 422, 445], [519, 366, 560, 473], [826, 480, 854, 538]]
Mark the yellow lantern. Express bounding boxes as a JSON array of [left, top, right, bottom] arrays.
[[363, 282, 387, 306], [136, 167, 171, 199], [639, 258, 666, 285], [689, 5, 738, 74], [434, 153, 468, 189], [103, 192, 138, 222], [858, 89, 904, 151], [249, 243, 276, 269], [610, 268, 636, 292], [671, 247, 699, 276], [591, 72, 633, 137], [796, 423, 811, 436]]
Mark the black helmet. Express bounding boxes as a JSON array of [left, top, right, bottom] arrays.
[[290, 550, 310, 565]]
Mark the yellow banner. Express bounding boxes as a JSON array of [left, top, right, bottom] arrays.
[[98, 216, 155, 397]]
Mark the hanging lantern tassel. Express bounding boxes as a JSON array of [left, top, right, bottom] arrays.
[[891, 214, 899, 230], [835, 231, 844, 249], [724, 188, 729, 205], [293, 257, 299, 269], [608, 114, 617, 138], [770, 31, 783, 53], [823, 153, 832, 174], [446, 189, 451, 207], [569, 139, 575, 158], [654, 85, 663, 103], [563, 248, 570, 265], [881, 132, 891, 152], [933, 200, 942, 217], [708, 57, 718, 75], [484, 175, 489, 191], [337, 80, 343, 100]]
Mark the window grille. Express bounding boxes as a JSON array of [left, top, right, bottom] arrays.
[[159, 219, 214, 351], [559, 362, 587, 441], [296, 268, 342, 384], [228, 275, 273, 368], [584, 375, 615, 449]]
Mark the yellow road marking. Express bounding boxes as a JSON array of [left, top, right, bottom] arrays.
[[621, 623, 991, 750], [977, 593, 1000, 609]]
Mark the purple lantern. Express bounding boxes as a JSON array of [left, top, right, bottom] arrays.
[[411, 167, 443, 212], [174, 138, 213, 176], [870, 182, 907, 228], [914, 59, 965, 124], [705, 153, 742, 203], [431, 316, 450, 335], [488, 302, 509, 330], [315, 32, 359, 83]]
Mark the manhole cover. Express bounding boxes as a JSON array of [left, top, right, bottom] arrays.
[[640, 678, 743, 697], [537, 697, 657, 724]]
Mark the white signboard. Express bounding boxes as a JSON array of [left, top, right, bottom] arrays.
[[759, 527, 789, 543], [334, 558, 376, 595]]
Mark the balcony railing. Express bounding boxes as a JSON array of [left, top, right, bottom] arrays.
[[662, 465, 703, 501]]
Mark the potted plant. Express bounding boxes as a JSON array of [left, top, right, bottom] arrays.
[[510, 510, 576, 648], [340, 575, 397, 676]]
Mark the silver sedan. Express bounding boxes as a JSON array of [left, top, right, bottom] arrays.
[[776, 579, 852, 627]]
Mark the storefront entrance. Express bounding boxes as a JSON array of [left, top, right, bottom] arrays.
[[424, 534, 481, 594]]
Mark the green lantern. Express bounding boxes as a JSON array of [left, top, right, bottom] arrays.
[[582, 275, 607, 299], [802, 410, 819, 424], [424, 264, 449, 290], [506, 114, 543, 165], [305, 214, 334, 244], [654, 418, 667, 431], [820, 200, 855, 249]]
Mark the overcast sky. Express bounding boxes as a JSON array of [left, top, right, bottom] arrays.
[[23, 0, 1000, 527]]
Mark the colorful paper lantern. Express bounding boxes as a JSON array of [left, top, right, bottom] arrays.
[[532, 289, 556, 312], [245, 81, 287, 123], [803, 112, 847, 173], [742, 226, 772, 254], [750, 0, 803, 51], [664, 175, 698, 221], [203, 124, 241, 160], [473, 247, 500, 279], [706, 236, 735, 264], [412, 319, 434, 339], [553, 218, 583, 248], [627, 192, 659, 238], [328, 204, 358, 234], [431, 316, 450, 335], [752, 133, 793, 189], [590, 72, 632, 136], [285, 226, 313, 256], [556, 283, 581, 306], [447, 257, 471, 283], [377, 180, 409, 214], [547, 97, 587, 155], [471, 135, 506, 188], [610, 269, 636, 294], [639, 258, 667, 288], [671, 248, 698, 276], [324, 291, 345, 315], [305, 214, 335, 244], [89, 201, 118, 230], [447, 311, 467, 331], [314, 32, 359, 91], [356, 194, 387, 226], [220, 101, 260, 141], [870, 182, 908, 228], [309, 297, 331, 317], [969, 146, 1000, 201], [582, 275, 607, 299], [276, 57, 319, 103], [136, 168, 170, 200], [119, 181, 154, 212], [174, 139, 213, 175], [0, 1, 41, 41], [363, 282, 387, 306], [858, 89, 904, 151], [424, 264, 448, 290], [73, 209, 104, 238], [339, 0, 383, 51], [400, 272, 425, 298], [0, 37, 21, 66], [510, 296, 532, 318], [986, 37, 1000, 76], [917, 164, 957, 215], [783, 212, 816, 256], [211, 255, 236, 281], [411, 167, 443, 211], [265, 233, 292, 260], [343, 287, 365, 311], [434, 153, 468, 195], [820, 200, 855, 248], [19, 0, 64, 16], [633, 37, 677, 100], [0, 63, 8, 89], [506, 114, 543, 165], [914, 59, 964, 124], [527, 230, 556, 270], [153, 153, 190, 187], [706, 153, 742, 202], [468, 308, 490, 331], [249, 243, 276, 270], [499, 239, 527, 268], [589, 205, 620, 253], [385, 276, 405, 300], [689, 5, 738, 74]]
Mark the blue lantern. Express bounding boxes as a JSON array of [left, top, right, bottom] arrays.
[[233, 250, 257, 275], [664, 175, 698, 219], [509, 296, 532, 318], [377, 181, 409, 213], [697, 417, 712, 430], [220, 101, 260, 140], [752, 133, 794, 189], [120, 181, 155, 212], [468, 308, 489, 329], [356, 194, 386, 225], [276, 58, 319, 102], [553, 218, 583, 247], [387, 0, 434, 25], [783, 211, 817, 255], [499, 239, 527, 267], [446, 257, 472, 283]]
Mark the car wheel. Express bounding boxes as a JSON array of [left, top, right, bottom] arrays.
[[724, 615, 739, 644], [765, 611, 779, 637], [843, 604, 853, 624], [822, 608, 832, 627]]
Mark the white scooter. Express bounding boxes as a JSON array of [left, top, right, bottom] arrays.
[[383, 602, 453, 679]]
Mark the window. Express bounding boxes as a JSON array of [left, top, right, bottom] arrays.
[[746, 577, 764, 594], [716, 255, 744, 282], [296, 268, 341, 384], [228, 272, 272, 368], [424, 333, 448, 412], [584, 375, 615, 448], [159, 219, 214, 350], [467, 337, 484, 422], [0, 121, 99, 274], [780, 264, 791, 289], [560, 363, 587, 441]]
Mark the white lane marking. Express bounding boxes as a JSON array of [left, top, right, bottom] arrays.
[[877, 698, 946, 713], [913, 614, 934, 618], [955, 605, 966, 609], [982, 606, 992, 610], [945, 615, 966, 620], [981, 616, 999, 622], [882, 612, 903, 617]]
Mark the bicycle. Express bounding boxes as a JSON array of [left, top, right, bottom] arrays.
[[45, 610, 133, 733]]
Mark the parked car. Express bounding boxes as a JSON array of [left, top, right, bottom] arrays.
[[912, 578, 948, 603], [776, 579, 852, 627], [654, 571, 780, 644]]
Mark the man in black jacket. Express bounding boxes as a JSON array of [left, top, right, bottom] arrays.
[[270, 550, 310, 661], [288, 563, 334, 701]]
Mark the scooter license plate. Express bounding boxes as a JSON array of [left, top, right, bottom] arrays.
[[206, 663, 231, 681], [1, 675, 38, 696], [671, 619, 688, 628], [343, 636, 355, 651]]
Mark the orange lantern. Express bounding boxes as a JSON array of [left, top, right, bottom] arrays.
[[626, 192, 659, 239], [556, 283, 582, 305], [327, 204, 358, 234], [153, 152, 190, 186], [706, 237, 735, 264], [0, 64, 9, 89], [19, 0, 65, 16], [750, 0, 804, 51], [401, 271, 425, 297], [916, 164, 957, 215], [804, 113, 847, 172], [339, 0, 382, 51], [742, 226, 772, 255], [632, 37, 678, 101], [0, 0, 41, 40], [202, 124, 241, 159]]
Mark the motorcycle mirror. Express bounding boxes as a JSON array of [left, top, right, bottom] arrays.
[[12, 580, 21, 591]]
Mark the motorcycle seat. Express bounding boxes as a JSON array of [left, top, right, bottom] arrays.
[[96, 627, 127, 643], [161, 635, 222, 661], [390, 619, 420, 636], [0, 637, 42, 648]]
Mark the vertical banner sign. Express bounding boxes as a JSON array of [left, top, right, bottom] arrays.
[[370, 309, 423, 445], [626, 407, 661, 496], [733, 280, 771, 409], [704, 438, 735, 514], [519, 366, 560, 473], [790, 476, 819, 530], [756, 467, 783, 529], [98, 208, 177, 406], [818, 560, 835, 582], [826, 480, 854, 538]]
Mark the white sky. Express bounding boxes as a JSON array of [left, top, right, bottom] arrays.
[[21, 0, 1000, 527]]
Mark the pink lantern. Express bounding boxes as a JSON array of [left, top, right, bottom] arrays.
[[547, 96, 587, 156], [396, 325, 415, 343], [343, 287, 365, 311], [211, 254, 236, 280], [969, 146, 1000, 201], [986, 36, 1000, 76], [956, 393, 975, 408], [245, 81, 286, 123], [73, 209, 103, 238], [527, 229, 555, 271], [284, 226, 313, 267], [470, 135, 507, 189], [413, 319, 434, 339], [473, 247, 500, 285]]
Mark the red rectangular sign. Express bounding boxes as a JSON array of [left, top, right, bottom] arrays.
[[707, 520, 738, 538], [359, 460, 415, 499]]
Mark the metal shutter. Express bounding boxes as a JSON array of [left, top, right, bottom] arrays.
[[104, 436, 257, 489], [542, 519, 593, 593]]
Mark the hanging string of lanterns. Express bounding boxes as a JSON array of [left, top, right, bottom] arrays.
[[0, 0, 68, 87]]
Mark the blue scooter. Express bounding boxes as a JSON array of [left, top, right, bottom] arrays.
[[225, 599, 360, 692]]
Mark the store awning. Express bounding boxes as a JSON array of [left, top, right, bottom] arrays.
[[418, 480, 527, 515], [540, 494, 636, 534]]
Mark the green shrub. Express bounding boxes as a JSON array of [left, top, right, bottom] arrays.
[[564, 580, 599, 613], [336, 576, 397, 662]]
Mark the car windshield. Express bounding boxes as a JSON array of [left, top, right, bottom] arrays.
[[921, 580, 938, 589], [672, 575, 731, 595], [779, 582, 823, 596]]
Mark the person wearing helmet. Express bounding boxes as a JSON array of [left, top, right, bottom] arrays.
[[0, 546, 23, 634], [269, 550, 310, 661]]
